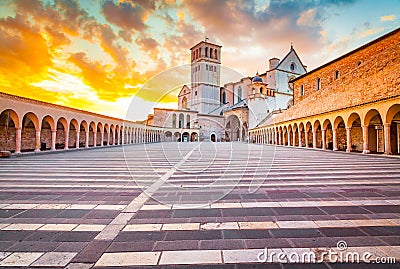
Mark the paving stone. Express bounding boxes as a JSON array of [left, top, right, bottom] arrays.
[[39, 224, 78, 231], [72, 240, 111, 263], [159, 250, 222, 265], [3, 223, 43, 231], [154, 240, 198, 251], [0, 252, 44, 266], [95, 251, 160, 266], [107, 241, 155, 252], [31, 251, 77, 267]]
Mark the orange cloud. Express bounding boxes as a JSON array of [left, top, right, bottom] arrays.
[[380, 15, 395, 21]]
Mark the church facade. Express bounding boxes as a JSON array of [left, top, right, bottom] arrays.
[[149, 40, 306, 142]]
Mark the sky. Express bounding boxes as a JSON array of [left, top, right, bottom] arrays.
[[0, 0, 399, 121]]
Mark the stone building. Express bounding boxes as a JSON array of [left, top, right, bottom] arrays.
[[249, 27, 400, 155], [150, 40, 306, 142]]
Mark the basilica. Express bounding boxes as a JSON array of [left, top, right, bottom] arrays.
[[147, 39, 307, 142]]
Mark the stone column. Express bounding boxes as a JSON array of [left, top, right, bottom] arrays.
[[117, 130, 120, 145], [34, 130, 41, 152], [15, 127, 22, 154], [279, 132, 282, 145], [51, 129, 56, 150], [293, 131, 296, 147], [64, 129, 69, 150], [298, 130, 302, 147], [288, 132, 291, 146], [312, 129, 317, 148], [384, 123, 391, 155], [362, 125, 370, 154], [121, 131, 125, 145], [346, 127, 352, 152], [321, 129, 326, 150], [100, 132, 104, 146], [112, 130, 116, 145], [107, 132, 110, 146], [85, 131, 89, 148], [76, 131, 80, 148], [305, 130, 309, 148], [93, 131, 97, 147], [332, 128, 338, 151]]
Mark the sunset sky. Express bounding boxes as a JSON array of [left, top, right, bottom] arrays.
[[0, 0, 399, 120]]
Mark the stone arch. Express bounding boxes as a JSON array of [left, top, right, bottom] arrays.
[[182, 96, 187, 109], [89, 121, 96, 147], [80, 120, 88, 148], [322, 119, 333, 150], [40, 115, 55, 151], [313, 120, 322, 148], [186, 114, 191, 128], [56, 117, 68, 149], [178, 113, 184, 128], [225, 114, 241, 142], [298, 122, 305, 147], [96, 122, 103, 146], [104, 123, 109, 146], [0, 109, 19, 152], [287, 125, 293, 146], [333, 116, 347, 151], [69, 119, 79, 148], [386, 104, 400, 154], [346, 112, 362, 152], [174, 131, 181, 142], [191, 132, 198, 142], [21, 112, 40, 152], [165, 131, 172, 142], [364, 109, 384, 153], [293, 123, 299, 146]]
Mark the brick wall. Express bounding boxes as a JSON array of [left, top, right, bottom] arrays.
[[276, 28, 400, 123]]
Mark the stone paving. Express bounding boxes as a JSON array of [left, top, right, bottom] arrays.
[[0, 142, 399, 268]]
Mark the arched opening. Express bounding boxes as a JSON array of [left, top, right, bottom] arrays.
[[283, 126, 288, 145], [237, 86, 242, 103], [210, 133, 216, 142], [305, 122, 312, 147], [21, 112, 39, 152], [210, 48, 213, 59], [333, 116, 347, 151], [313, 120, 322, 148], [225, 115, 241, 142], [323, 119, 333, 150], [40, 116, 55, 151], [186, 115, 191, 128], [174, 132, 181, 142], [80, 121, 88, 148], [205, 47, 208, 57], [104, 124, 109, 146], [364, 109, 384, 153], [0, 109, 18, 152], [221, 90, 226, 104], [178, 113, 184, 128], [172, 114, 177, 128], [165, 131, 172, 142], [386, 104, 400, 155], [89, 122, 95, 147], [96, 123, 103, 146], [182, 132, 189, 142], [191, 132, 198, 142], [56, 118, 67, 149], [347, 113, 363, 152], [182, 97, 188, 109], [69, 119, 79, 148], [287, 125, 293, 146], [214, 49, 218, 60]]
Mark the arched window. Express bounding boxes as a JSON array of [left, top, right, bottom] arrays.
[[186, 115, 190, 128], [172, 114, 176, 128], [214, 50, 218, 60], [221, 91, 226, 104], [182, 96, 187, 109], [205, 47, 208, 57], [290, 62, 296, 71], [260, 87, 264, 94], [238, 86, 242, 102], [178, 113, 184, 128], [210, 48, 213, 59]]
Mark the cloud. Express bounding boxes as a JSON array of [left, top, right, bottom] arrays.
[[0, 14, 52, 78], [102, 1, 147, 33], [380, 15, 395, 21], [136, 36, 160, 60]]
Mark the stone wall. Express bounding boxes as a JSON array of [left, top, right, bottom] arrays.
[[276, 28, 400, 123]]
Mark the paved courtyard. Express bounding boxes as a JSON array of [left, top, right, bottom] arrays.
[[0, 142, 399, 268]]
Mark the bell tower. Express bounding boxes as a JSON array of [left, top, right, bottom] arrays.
[[189, 39, 222, 114], [247, 73, 272, 129]]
